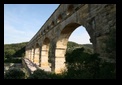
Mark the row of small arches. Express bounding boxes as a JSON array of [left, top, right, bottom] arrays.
[[29, 4, 83, 45], [40, 4, 81, 36]]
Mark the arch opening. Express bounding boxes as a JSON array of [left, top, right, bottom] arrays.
[[55, 23, 93, 73], [51, 21, 54, 28], [67, 5, 74, 15], [46, 26, 50, 32], [41, 37, 50, 69], [57, 14, 62, 23]]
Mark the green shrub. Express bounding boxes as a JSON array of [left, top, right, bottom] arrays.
[[12, 59, 22, 63], [98, 62, 116, 79], [4, 68, 25, 79], [28, 69, 64, 79], [28, 69, 51, 79], [4, 59, 22, 63]]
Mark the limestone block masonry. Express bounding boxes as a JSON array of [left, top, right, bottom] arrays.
[[25, 4, 116, 74]]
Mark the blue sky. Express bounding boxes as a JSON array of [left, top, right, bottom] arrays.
[[4, 4, 91, 44]]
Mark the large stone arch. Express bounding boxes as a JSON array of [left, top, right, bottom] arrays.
[[54, 22, 92, 73], [34, 43, 40, 65], [41, 37, 50, 69]]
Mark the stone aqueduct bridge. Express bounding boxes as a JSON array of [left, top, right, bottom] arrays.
[[24, 4, 116, 73]]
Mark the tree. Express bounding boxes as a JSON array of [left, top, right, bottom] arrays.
[[4, 68, 25, 79], [4, 49, 15, 60], [65, 47, 101, 79]]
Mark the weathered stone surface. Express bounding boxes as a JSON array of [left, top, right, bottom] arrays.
[[25, 4, 116, 74]]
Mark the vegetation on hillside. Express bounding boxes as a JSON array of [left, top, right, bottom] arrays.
[[4, 42, 28, 63], [67, 41, 93, 54], [4, 41, 92, 63]]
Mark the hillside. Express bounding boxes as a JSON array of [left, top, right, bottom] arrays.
[[67, 41, 93, 54], [4, 41, 93, 62], [4, 42, 28, 62]]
